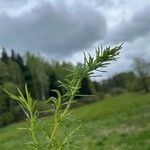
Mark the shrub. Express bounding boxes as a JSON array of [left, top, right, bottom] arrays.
[[110, 87, 124, 96], [13, 105, 24, 121], [0, 112, 14, 127]]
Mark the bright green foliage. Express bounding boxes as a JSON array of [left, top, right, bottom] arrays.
[[4, 45, 121, 149], [0, 93, 150, 150]]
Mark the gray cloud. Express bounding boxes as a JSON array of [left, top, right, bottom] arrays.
[[107, 4, 150, 43], [81, 0, 114, 7], [0, 0, 150, 77], [0, 1, 106, 58], [0, 0, 30, 14], [0, 0, 27, 6]]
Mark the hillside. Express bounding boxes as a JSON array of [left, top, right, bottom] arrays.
[[0, 93, 150, 150]]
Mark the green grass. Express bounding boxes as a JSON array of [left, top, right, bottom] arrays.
[[0, 93, 150, 150]]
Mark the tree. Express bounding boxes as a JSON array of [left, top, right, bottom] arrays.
[[48, 71, 58, 97], [3, 82, 18, 113], [0, 61, 9, 84], [133, 58, 150, 92], [78, 77, 92, 95], [11, 49, 16, 61], [26, 53, 49, 99], [1, 47, 9, 63], [7, 60, 23, 85], [76, 77, 92, 101]]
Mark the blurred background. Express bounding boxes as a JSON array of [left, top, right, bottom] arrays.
[[0, 0, 150, 149]]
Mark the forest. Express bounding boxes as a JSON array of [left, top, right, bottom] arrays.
[[0, 48, 149, 128]]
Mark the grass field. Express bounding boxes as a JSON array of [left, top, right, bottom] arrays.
[[0, 93, 150, 150]]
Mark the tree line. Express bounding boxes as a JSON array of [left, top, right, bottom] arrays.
[[99, 58, 150, 95], [0, 48, 101, 127], [0, 48, 149, 127]]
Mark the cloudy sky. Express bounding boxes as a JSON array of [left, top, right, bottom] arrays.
[[0, 0, 150, 79]]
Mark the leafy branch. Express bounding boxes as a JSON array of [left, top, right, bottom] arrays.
[[4, 44, 122, 149]]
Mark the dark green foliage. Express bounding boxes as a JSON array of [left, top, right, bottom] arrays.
[[1, 47, 9, 63], [99, 71, 149, 94], [11, 50, 15, 61], [76, 77, 92, 100], [79, 77, 92, 95], [133, 58, 150, 92], [110, 87, 124, 96], [48, 72, 58, 97], [0, 112, 14, 127]]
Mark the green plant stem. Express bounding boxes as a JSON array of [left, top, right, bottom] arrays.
[[57, 125, 81, 150], [49, 114, 59, 143], [49, 79, 81, 149], [29, 110, 39, 147], [30, 120, 38, 145], [60, 79, 81, 119], [49, 99, 61, 148]]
